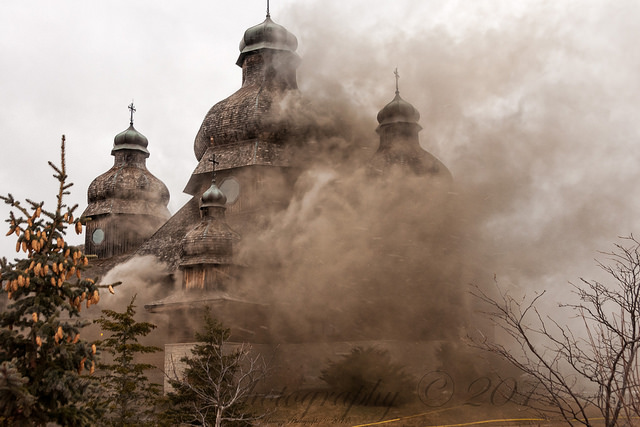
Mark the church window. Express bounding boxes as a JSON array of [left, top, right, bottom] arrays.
[[92, 228, 105, 245], [220, 177, 240, 204]]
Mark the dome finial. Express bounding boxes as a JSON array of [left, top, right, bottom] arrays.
[[128, 101, 136, 125], [266, 0, 270, 18], [209, 154, 219, 186], [113, 102, 149, 155], [394, 68, 400, 95]]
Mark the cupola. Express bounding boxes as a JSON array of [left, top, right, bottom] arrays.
[[237, 14, 298, 66], [201, 179, 227, 207], [376, 92, 421, 127], [83, 103, 170, 259], [180, 155, 239, 291], [192, 8, 301, 164], [112, 124, 149, 155], [377, 69, 421, 128], [371, 70, 452, 179]]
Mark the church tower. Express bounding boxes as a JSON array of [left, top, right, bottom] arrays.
[[179, 156, 240, 291], [371, 69, 451, 180], [83, 104, 170, 259], [184, 8, 304, 231], [134, 9, 306, 269]]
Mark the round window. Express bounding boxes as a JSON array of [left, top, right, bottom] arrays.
[[92, 228, 105, 244], [220, 177, 240, 204]]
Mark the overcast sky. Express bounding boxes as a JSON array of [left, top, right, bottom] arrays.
[[1, 0, 639, 295]]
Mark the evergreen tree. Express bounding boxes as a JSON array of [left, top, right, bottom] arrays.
[[94, 295, 162, 426], [0, 360, 35, 421], [166, 310, 266, 427], [0, 136, 106, 426], [320, 346, 415, 406]]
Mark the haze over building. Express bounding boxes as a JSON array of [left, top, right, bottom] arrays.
[[80, 6, 465, 385], [3, 0, 636, 395]]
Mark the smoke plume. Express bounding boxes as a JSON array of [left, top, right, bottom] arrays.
[[286, 0, 639, 293], [226, 0, 640, 345]]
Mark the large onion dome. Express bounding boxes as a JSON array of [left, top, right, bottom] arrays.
[[86, 164, 170, 213]]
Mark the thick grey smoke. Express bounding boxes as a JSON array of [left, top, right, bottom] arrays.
[[228, 0, 640, 345], [85, 255, 177, 349], [284, 1, 640, 294], [99, 255, 175, 309], [2, 0, 637, 394]]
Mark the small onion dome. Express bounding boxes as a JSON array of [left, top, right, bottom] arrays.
[[201, 181, 227, 207], [237, 16, 298, 66], [112, 124, 150, 156], [377, 92, 421, 126]]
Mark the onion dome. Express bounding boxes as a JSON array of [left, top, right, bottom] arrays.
[[376, 91, 421, 126], [201, 180, 227, 207], [371, 70, 452, 180], [237, 15, 298, 66], [86, 165, 170, 211], [200, 155, 227, 209], [112, 124, 149, 156]]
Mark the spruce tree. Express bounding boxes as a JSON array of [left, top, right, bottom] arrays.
[[0, 136, 106, 426], [94, 295, 162, 426]]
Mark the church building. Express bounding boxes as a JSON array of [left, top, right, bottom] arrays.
[[82, 6, 456, 387]]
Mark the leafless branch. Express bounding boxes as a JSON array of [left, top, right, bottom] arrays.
[[471, 238, 640, 427]]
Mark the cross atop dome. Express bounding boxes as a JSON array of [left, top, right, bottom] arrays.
[[209, 154, 219, 185], [128, 101, 136, 125], [112, 101, 149, 155], [376, 69, 420, 126]]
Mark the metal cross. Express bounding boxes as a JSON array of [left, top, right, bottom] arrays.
[[128, 102, 136, 125], [209, 154, 219, 184], [267, 0, 270, 18], [394, 68, 400, 95]]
